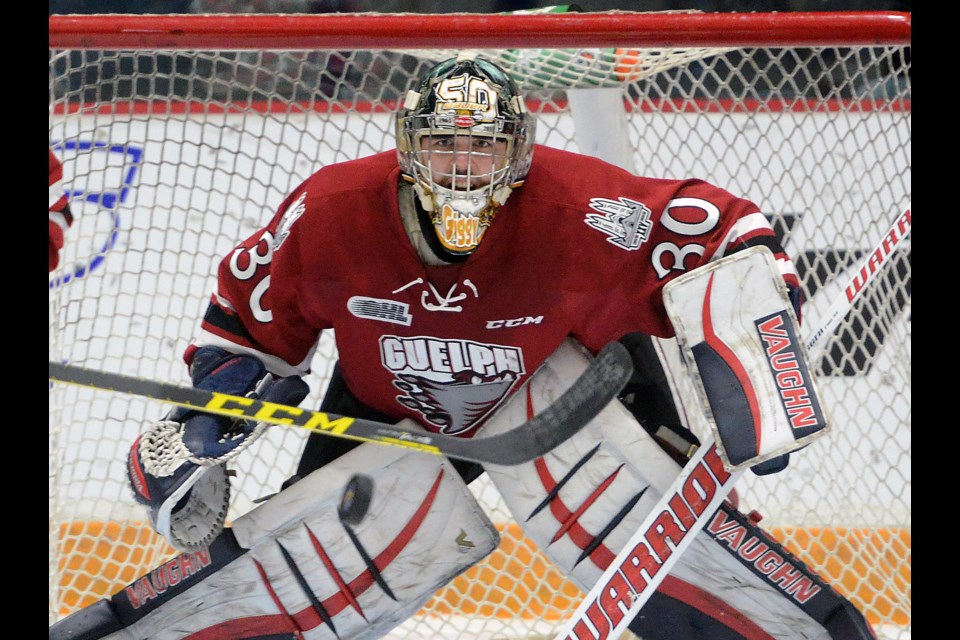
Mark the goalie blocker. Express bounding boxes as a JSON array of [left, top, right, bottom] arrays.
[[663, 245, 829, 472]]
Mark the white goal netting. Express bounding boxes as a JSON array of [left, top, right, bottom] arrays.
[[50, 11, 910, 639]]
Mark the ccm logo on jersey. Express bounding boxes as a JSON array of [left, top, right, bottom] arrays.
[[486, 315, 543, 329], [756, 311, 825, 435]]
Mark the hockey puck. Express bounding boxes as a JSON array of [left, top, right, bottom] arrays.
[[338, 473, 374, 526]]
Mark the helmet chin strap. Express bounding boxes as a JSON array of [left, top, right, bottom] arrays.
[[411, 181, 437, 212]]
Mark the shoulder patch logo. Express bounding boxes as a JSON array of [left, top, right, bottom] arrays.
[[274, 191, 307, 251], [584, 197, 652, 251]]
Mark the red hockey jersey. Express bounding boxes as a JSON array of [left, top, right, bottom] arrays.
[[192, 145, 799, 438]]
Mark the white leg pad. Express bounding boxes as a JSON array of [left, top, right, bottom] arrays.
[[109, 443, 499, 639], [480, 339, 843, 639], [480, 339, 682, 592]]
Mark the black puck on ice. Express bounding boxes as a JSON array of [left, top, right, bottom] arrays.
[[338, 473, 374, 526]]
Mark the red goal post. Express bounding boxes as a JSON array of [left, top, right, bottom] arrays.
[[49, 10, 911, 640]]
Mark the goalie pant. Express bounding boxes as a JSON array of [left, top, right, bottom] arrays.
[[48, 442, 500, 640], [480, 339, 876, 640]]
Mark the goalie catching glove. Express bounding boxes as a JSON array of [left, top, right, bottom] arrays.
[[126, 346, 309, 550]]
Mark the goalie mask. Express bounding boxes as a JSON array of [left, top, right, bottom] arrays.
[[396, 53, 536, 256]]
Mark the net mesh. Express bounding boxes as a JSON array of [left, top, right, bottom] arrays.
[[50, 19, 910, 639]]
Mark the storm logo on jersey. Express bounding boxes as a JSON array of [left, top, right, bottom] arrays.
[[584, 196, 652, 251], [380, 336, 525, 435]]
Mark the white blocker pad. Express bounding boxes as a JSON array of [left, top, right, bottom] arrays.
[[663, 246, 829, 471], [104, 442, 499, 640], [479, 339, 849, 639]]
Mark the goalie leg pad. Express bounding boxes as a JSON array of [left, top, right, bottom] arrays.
[[628, 503, 877, 640], [480, 338, 687, 591], [59, 443, 499, 640], [662, 246, 830, 471], [480, 338, 873, 640]]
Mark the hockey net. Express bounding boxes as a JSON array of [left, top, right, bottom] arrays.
[[49, 11, 911, 639]]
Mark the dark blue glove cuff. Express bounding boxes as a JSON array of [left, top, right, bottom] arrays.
[[190, 346, 266, 392], [174, 347, 310, 459], [166, 347, 267, 424], [751, 453, 790, 476]]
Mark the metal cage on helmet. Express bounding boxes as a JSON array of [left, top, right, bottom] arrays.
[[396, 54, 536, 207]]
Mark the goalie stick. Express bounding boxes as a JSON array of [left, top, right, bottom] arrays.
[[49, 340, 633, 467], [555, 206, 911, 640]]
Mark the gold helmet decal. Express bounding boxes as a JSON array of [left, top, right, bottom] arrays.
[[433, 73, 501, 125]]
